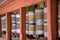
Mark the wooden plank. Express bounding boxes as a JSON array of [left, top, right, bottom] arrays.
[[0, 15, 2, 37], [20, 7, 26, 40], [0, 0, 44, 14], [47, 0, 58, 40], [6, 13, 12, 40]]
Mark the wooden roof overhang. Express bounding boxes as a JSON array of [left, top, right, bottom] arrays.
[[0, 0, 44, 14]]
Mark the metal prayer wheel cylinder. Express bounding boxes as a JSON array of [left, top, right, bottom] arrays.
[[12, 24, 16, 29], [16, 24, 20, 29], [44, 7, 47, 19], [16, 14, 20, 24], [28, 11, 35, 23], [44, 20, 48, 38], [58, 2, 60, 15], [26, 24, 29, 34], [1, 16, 6, 24], [26, 13, 29, 23], [58, 23, 60, 37], [44, 13, 47, 19], [58, 8, 60, 15], [44, 18, 48, 37], [44, 7, 48, 38], [26, 13, 29, 34], [11, 14, 16, 23], [35, 20, 44, 35], [58, 8, 60, 37], [58, 2, 60, 37], [58, 15, 60, 37], [35, 8, 44, 35], [35, 8, 44, 20], [2, 24, 6, 28], [28, 23, 36, 35]]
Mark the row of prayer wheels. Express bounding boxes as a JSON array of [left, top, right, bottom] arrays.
[[1, 2, 60, 38], [26, 3, 47, 38], [1, 2, 48, 38]]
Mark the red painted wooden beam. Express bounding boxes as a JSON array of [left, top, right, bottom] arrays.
[[20, 7, 26, 40], [47, 0, 58, 40], [6, 12, 12, 40], [0, 15, 2, 37], [0, 0, 44, 14]]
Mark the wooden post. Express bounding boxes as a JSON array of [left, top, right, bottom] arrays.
[[0, 15, 2, 37], [47, 0, 58, 40], [20, 7, 26, 40], [6, 13, 12, 40]]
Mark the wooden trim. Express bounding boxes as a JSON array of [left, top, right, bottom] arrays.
[[6, 13, 12, 40], [0, 15, 2, 37], [0, 0, 44, 14], [47, 0, 58, 40], [20, 7, 26, 40]]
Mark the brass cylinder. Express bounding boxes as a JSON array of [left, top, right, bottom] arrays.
[[44, 7, 47, 19], [44, 23, 48, 37], [28, 11, 35, 23], [58, 2, 60, 15], [35, 8, 44, 35], [11, 14, 16, 23], [2, 16, 6, 24], [58, 22, 60, 37], [44, 7, 47, 38], [28, 24, 36, 35], [35, 8, 44, 20], [35, 20, 44, 35], [58, 2, 60, 37], [26, 13, 29, 23], [26, 24, 29, 34], [16, 24, 20, 29], [16, 14, 20, 24]]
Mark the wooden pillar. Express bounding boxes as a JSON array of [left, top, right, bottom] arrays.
[[0, 15, 2, 37], [20, 7, 26, 40], [6, 13, 12, 40], [47, 0, 58, 40]]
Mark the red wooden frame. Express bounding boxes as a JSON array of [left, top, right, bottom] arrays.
[[6, 12, 12, 40], [0, 15, 2, 37], [0, 0, 58, 40], [47, 0, 58, 40]]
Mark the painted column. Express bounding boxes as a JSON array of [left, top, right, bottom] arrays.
[[0, 15, 2, 37], [20, 7, 26, 40], [6, 13, 12, 40], [47, 0, 58, 40]]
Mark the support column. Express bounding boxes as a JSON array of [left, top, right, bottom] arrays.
[[20, 7, 26, 40], [0, 15, 2, 37], [47, 0, 58, 40], [6, 13, 12, 40]]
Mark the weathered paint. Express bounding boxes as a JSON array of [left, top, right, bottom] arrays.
[[20, 7, 26, 40], [0, 15, 2, 37], [0, 0, 44, 14], [47, 0, 58, 40], [6, 12, 12, 40], [0, 0, 58, 40]]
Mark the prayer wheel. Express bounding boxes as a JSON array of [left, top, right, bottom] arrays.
[[35, 8, 44, 35], [16, 14, 20, 24], [11, 14, 16, 24], [58, 2, 60, 37], [26, 13, 29, 34], [44, 6, 47, 38], [28, 11, 36, 35]]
